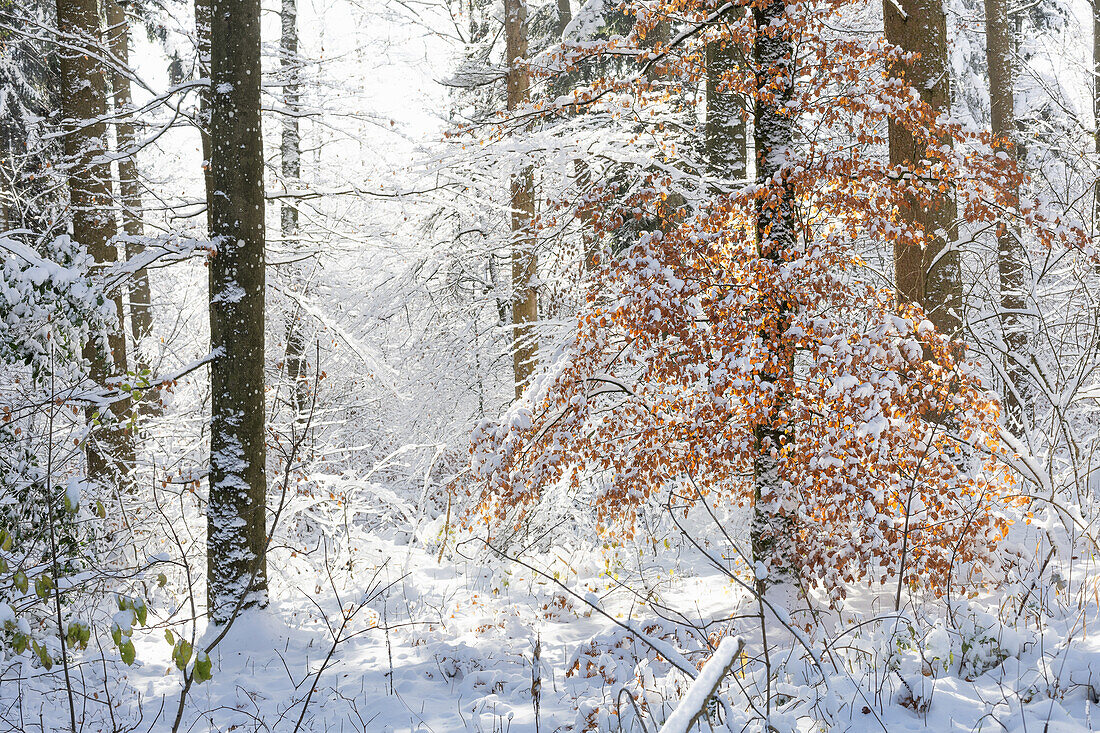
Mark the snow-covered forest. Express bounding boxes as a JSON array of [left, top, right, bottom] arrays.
[[2, 0, 1100, 728]]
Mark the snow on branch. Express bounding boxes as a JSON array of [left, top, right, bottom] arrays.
[[658, 636, 744, 733]]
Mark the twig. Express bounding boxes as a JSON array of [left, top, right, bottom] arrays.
[[45, 346, 79, 733]]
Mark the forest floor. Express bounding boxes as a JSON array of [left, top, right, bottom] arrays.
[[110, 522, 1100, 732], [3, 498, 1098, 732]]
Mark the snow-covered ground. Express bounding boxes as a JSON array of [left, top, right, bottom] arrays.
[[4, 0, 1099, 731], [5, 504, 1096, 733]]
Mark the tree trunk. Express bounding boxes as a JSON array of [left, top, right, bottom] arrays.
[[554, 0, 600, 273], [195, 0, 214, 231], [106, 0, 156, 410], [645, 18, 670, 84], [506, 0, 537, 399], [984, 0, 1029, 434], [1094, 0, 1100, 232], [643, 15, 686, 231], [885, 0, 962, 338], [555, 0, 571, 37], [751, 0, 796, 592], [207, 0, 268, 623], [705, 27, 748, 183], [281, 0, 309, 421], [55, 0, 134, 487], [575, 159, 599, 272]]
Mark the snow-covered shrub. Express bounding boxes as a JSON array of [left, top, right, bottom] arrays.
[[0, 235, 151, 672], [0, 235, 109, 373]]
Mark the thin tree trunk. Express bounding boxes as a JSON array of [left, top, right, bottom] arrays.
[[1094, 0, 1100, 231], [885, 0, 962, 338], [554, 0, 600, 273], [751, 0, 796, 592], [985, 0, 1029, 434], [106, 0, 157, 411], [207, 0, 268, 623], [195, 0, 214, 231], [506, 0, 537, 399], [55, 0, 134, 487], [281, 0, 309, 421]]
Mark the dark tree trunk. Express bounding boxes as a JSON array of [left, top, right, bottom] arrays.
[[705, 23, 748, 184], [885, 0, 962, 338], [555, 0, 571, 37], [55, 0, 134, 486], [575, 158, 599, 272], [984, 0, 1030, 434], [506, 0, 538, 399], [207, 0, 268, 623], [751, 0, 796, 591], [642, 14, 686, 231]]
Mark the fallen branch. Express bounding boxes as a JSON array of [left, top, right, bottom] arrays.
[[658, 636, 744, 733]]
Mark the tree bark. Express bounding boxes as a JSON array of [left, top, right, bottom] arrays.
[[642, 14, 686, 231], [984, 0, 1029, 434], [55, 0, 134, 486], [575, 158, 600, 272], [281, 0, 309, 421], [207, 0, 268, 623], [554, 0, 600, 273], [106, 0, 156, 410], [555, 0, 571, 38], [506, 0, 538, 399], [885, 0, 962, 338], [194, 0, 215, 231], [751, 0, 796, 591], [705, 26, 748, 183]]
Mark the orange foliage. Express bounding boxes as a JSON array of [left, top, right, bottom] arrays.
[[465, 0, 1085, 599]]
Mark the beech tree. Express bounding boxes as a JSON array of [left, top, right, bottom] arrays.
[[206, 0, 268, 622], [468, 0, 1083, 598], [884, 0, 962, 337], [984, 0, 1030, 434], [506, 0, 538, 399], [747, 0, 797, 590], [5, 0, 1100, 726], [55, 0, 134, 486], [554, 0, 601, 274]]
